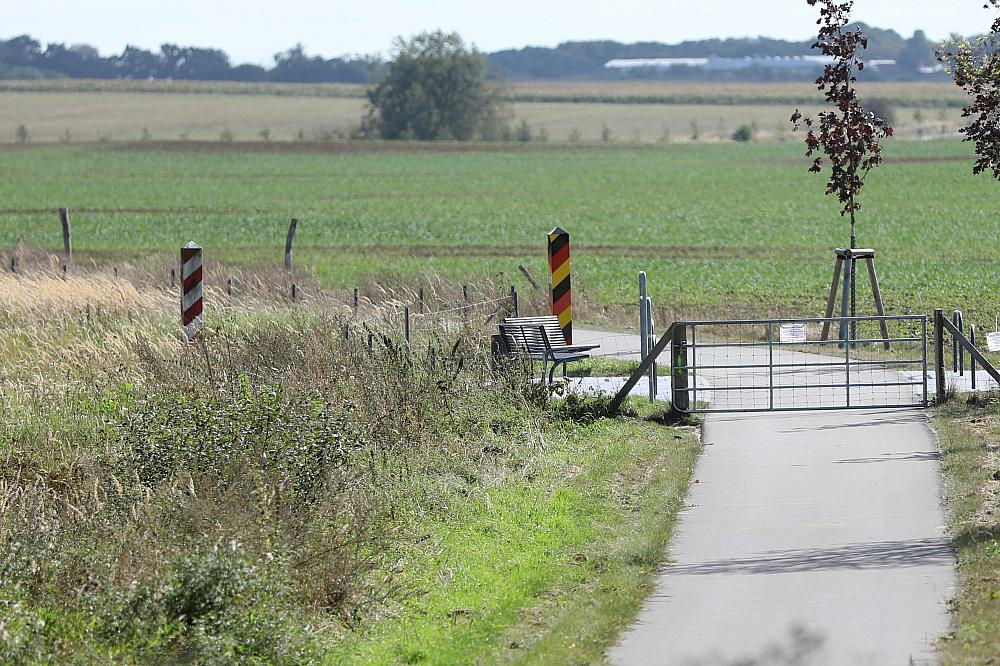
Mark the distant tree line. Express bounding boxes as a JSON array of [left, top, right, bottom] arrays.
[[490, 25, 941, 81], [0, 35, 378, 82], [0, 25, 941, 84]]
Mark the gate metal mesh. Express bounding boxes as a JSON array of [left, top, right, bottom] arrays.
[[676, 316, 927, 412]]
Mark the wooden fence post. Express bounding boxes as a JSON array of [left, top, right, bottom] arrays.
[[284, 218, 297, 271], [518, 264, 541, 291], [59, 208, 71, 266]]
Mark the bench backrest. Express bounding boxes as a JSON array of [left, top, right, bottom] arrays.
[[502, 316, 568, 347], [498, 323, 554, 356]]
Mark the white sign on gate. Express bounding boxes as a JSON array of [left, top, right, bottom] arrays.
[[986, 331, 1000, 352], [779, 323, 807, 344]]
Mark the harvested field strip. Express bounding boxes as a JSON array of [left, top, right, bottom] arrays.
[[0, 79, 970, 107]]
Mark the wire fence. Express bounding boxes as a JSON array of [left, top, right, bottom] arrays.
[[675, 315, 928, 413]]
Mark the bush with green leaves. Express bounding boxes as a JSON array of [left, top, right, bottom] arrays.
[[732, 124, 756, 142], [102, 543, 317, 665], [364, 31, 505, 141]]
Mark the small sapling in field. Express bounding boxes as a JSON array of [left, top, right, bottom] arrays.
[[791, 0, 893, 321], [791, 0, 893, 248]]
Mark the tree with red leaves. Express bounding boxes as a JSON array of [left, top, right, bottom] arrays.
[[791, 0, 894, 251], [791, 0, 893, 325], [940, 1, 1000, 179]]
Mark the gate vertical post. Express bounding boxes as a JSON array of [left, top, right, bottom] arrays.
[[844, 308, 852, 407], [934, 309, 946, 401], [671, 324, 689, 411], [922, 316, 929, 405], [768, 323, 774, 410], [547, 227, 572, 344], [647, 298, 657, 400], [952, 310, 964, 375], [639, 272, 649, 400], [970, 325, 977, 391]]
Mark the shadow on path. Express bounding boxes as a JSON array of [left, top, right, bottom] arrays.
[[834, 451, 941, 464], [666, 538, 953, 576]]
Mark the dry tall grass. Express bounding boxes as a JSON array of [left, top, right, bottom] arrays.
[[0, 265, 552, 662]]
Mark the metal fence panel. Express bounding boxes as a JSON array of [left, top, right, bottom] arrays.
[[673, 315, 928, 413]]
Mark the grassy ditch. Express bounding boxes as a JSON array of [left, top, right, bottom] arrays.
[[932, 396, 1000, 663], [0, 271, 699, 664]]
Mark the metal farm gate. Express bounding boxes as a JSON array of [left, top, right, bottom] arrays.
[[611, 315, 929, 413]]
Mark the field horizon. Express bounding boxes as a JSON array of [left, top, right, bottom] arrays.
[[0, 79, 970, 144]]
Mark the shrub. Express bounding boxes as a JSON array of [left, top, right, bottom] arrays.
[[552, 390, 636, 423], [516, 119, 532, 142], [15, 124, 28, 144], [103, 542, 318, 664], [732, 124, 756, 142], [365, 31, 504, 141]]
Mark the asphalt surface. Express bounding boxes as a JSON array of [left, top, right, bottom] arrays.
[[573, 327, 956, 665]]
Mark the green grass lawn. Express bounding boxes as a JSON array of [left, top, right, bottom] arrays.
[[333, 410, 700, 664], [1, 139, 999, 327]]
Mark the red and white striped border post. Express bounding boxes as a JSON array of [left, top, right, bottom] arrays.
[[181, 241, 204, 340]]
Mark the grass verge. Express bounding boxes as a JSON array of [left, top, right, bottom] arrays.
[[332, 403, 701, 664], [932, 396, 1000, 663]]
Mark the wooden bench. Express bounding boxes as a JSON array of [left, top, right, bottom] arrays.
[[497, 316, 599, 383]]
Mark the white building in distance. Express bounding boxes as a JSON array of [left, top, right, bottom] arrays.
[[603, 55, 898, 71]]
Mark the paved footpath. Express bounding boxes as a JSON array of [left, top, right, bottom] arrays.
[[574, 328, 956, 665]]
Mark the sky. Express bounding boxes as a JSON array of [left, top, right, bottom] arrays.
[[3, 0, 994, 65]]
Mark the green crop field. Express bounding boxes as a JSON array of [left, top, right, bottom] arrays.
[[1, 138, 999, 327]]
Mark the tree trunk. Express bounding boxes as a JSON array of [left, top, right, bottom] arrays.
[[849, 203, 857, 344]]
